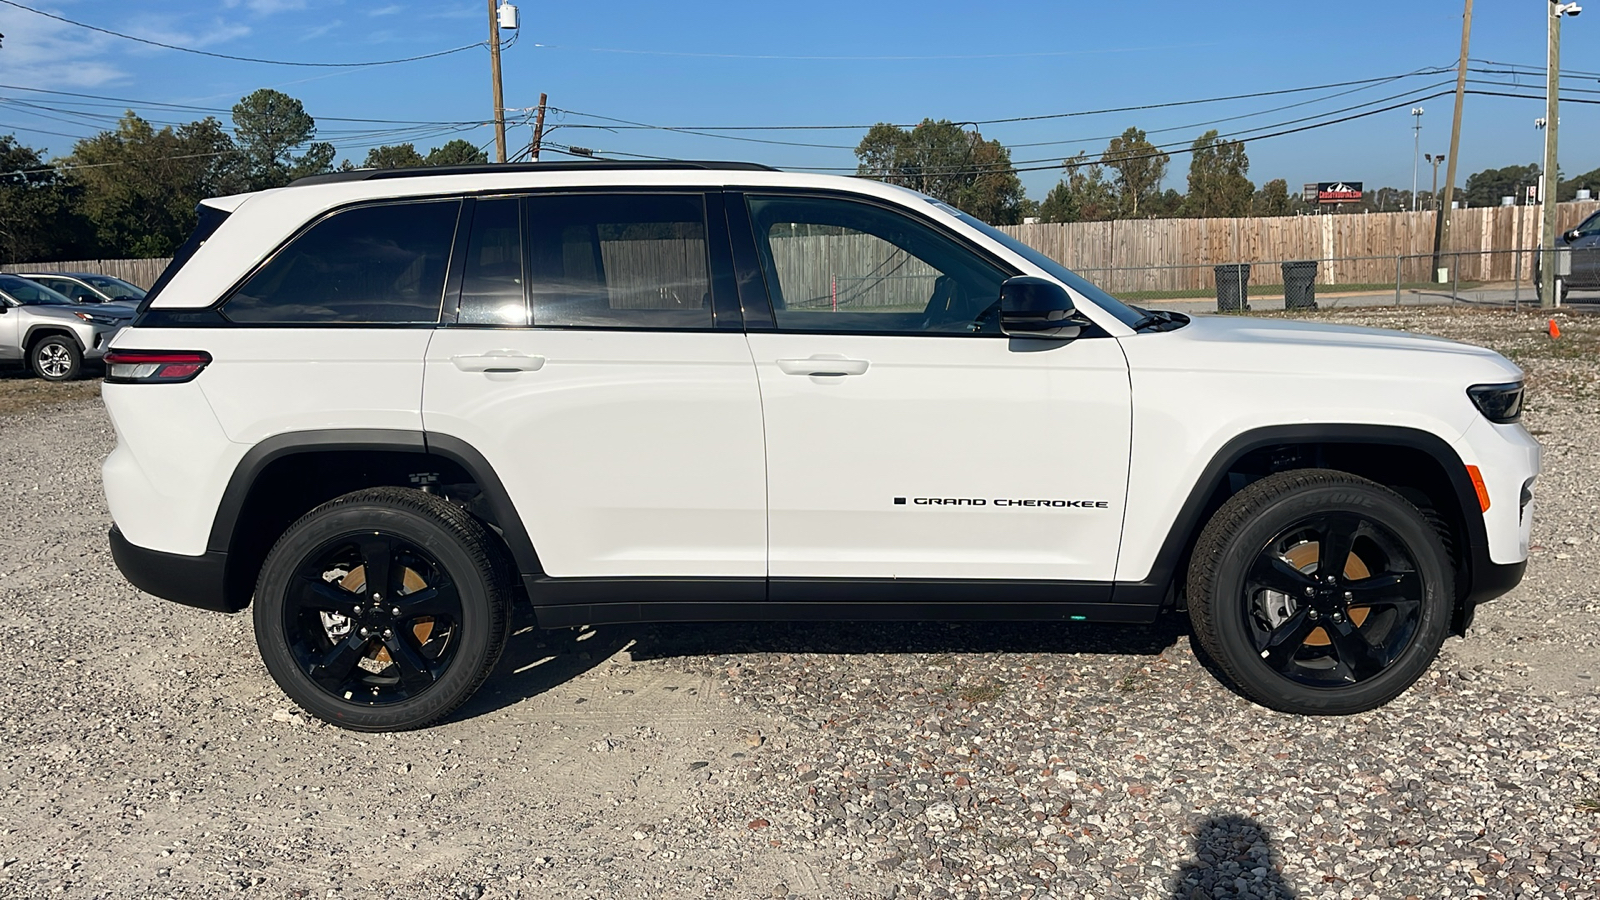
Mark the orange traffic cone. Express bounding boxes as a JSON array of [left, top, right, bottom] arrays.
[[1549, 319, 1562, 340]]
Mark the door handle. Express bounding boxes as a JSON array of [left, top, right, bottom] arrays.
[[450, 351, 545, 373], [775, 356, 869, 377]]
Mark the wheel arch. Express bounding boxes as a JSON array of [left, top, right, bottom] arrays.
[[1120, 424, 1491, 628], [23, 323, 86, 353], [208, 429, 542, 611]]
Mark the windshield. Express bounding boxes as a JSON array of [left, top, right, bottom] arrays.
[[924, 198, 1145, 328], [0, 275, 75, 306], [83, 275, 147, 300]]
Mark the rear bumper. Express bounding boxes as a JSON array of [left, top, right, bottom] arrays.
[[109, 524, 239, 612]]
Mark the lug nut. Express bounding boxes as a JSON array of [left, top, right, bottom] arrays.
[[1304, 587, 1315, 597], [359, 627, 370, 637], [372, 592, 382, 601], [1343, 591, 1353, 601], [391, 607, 401, 617], [353, 605, 362, 615], [382, 629, 394, 638], [1308, 609, 1320, 620]]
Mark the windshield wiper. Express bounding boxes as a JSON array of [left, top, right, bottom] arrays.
[[1130, 309, 1189, 332]]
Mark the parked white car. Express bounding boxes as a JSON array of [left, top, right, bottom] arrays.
[[101, 162, 1539, 731]]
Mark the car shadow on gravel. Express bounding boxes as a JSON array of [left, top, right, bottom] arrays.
[[453, 610, 1193, 722], [1169, 813, 1298, 899]]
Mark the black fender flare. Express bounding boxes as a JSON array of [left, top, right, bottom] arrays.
[[207, 428, 543, 576], [1113, 423, 1499, 609], [22, 323, 86, 353]]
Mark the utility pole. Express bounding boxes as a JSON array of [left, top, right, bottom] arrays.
[[1425, 153, 1444, 209], [1410, 108, 1424, 212], [529, 92, 547, 161], [1431, 0, 1472, 282], [1542, 0, 1581, 308], [487, 0, 506, 163]]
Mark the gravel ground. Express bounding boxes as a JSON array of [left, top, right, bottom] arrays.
[[0, 308, 1596, 900]]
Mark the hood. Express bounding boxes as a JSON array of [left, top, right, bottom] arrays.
[[1130, 313, 1523, 384], [28, 302, 135, 323]]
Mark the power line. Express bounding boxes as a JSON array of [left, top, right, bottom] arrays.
[[0, 0, 491, 67]]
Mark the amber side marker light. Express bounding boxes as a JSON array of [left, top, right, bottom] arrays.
[[1465, 465, 1490, 512]]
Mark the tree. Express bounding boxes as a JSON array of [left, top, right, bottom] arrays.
[[364, 143, 426, 169], [1253, 178, 1291, 217], [0, 135, 95, 263], [1558, 165, 1600, 201], [1038, 152, 1117, 222], [231, 89, 334, 189], [1182, 130, 1253, 218], [65, 113, 247, 257], [1461, 163, 1541, 208], [425, 139, 488, 166], [1100, 127, 1169, 218], [855, 119, 1028, 224]]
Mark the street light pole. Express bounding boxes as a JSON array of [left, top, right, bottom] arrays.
[[1541, 0, 1581, 308], [1410, 108, 1425, 212], [1426, 153, 1444, 209]]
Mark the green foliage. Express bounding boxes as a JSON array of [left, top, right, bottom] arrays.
[[1100, 127, 1170, 218], [1558, 166, 1600, 201], [1462, 163, 1541, 208], [364, 143, 427, 169], [231, 88, 333, 189], [0, 135, 95, 264], [425, 139, 489, 166], [64, 113, 246, 257], [1253, 179, 1292, 217], [1182, 130, 1253, 218], [855, 119, 1029, 224], [1039, 152, 1117, 222]]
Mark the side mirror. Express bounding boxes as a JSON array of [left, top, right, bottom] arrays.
[[1565, 228, 1583, 242], [998, 276, 1085, 339]]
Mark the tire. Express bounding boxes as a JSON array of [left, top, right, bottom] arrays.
[[30, 334, 82, 382], [1187, 469, 1454, 715], [253, 487, 513, 731]]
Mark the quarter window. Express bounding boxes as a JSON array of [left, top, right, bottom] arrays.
[[224, 200, 460, 324], [745, 195, 1008, 335], [525, 194, 712, 330]]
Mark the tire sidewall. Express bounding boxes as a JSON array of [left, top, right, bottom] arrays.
[[32, 336, 81, 382], [1208, 482, 1452, 714], [254, 503, 497, 731]]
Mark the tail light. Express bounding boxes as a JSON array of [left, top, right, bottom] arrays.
[[103, 349, 212, 384]]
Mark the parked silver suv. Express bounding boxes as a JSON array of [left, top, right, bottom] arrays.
[[0, 274, 133, 381]]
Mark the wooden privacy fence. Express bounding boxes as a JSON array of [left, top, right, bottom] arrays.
[[998, 200, 1600, 293], [0, 257, 171, 288], [5, 199, 1595, 300]]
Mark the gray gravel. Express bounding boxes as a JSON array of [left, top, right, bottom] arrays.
[[1, 308, 1597, 899]]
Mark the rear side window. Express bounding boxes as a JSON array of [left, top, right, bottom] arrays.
[[457, 198, 527, 326], [224, 200, 460, 324], [525, 193, 712, 330]]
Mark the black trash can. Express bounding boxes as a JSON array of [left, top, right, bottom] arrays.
[[1214, 263, 1250, 312], [1281, 260, 1318, 311]]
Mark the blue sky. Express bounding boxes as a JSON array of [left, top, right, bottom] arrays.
[[1, 0, 1595, 201]]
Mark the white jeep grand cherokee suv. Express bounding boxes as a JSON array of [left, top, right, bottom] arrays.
[[101, 161, 1540, 731]]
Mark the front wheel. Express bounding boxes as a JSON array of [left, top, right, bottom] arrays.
[[253, 487, 512, 731], [31, 335, 82, 381], [1187, 470, 1454, 714]]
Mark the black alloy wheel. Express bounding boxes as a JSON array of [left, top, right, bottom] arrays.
[[1188, 470, 1453, 714], [254, 488, 511, 731]]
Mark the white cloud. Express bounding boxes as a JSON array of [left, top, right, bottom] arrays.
[[0, 6, 126, 90], [221, 0, 312, 14], [120, 16, 253, 51], [300, 18, 343, 41], [369, 4, 404, 16]]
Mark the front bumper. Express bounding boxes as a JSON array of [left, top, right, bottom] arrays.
[[109, 524, 238, 612], [84, 325, 124, 360]]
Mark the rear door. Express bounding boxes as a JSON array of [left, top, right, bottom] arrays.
[[1570, 213, 1600, 288], [0, 292, 18, 360], [421, 191, 767, 582]]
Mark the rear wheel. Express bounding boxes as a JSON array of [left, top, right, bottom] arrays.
[[30, 335, 82, 381], [253, 487, 512, 731], [1187, 470, 1453, 714]]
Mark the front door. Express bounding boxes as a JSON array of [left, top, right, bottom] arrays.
[[422, 192, 767, 581], [737, 192, 1132, 584], [1570, 214, 1600, 289]]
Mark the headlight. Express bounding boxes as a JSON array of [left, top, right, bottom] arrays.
[[72, 311, 119, 327], [1467, 382, 1524, 423]]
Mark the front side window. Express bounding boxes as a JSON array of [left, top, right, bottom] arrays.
[[745, 194, 1009, 335], [224, 200, 460, 324], [525, 193, 712, 330]]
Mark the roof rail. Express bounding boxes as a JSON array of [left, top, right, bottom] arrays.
[[290, 160, 778, 187]]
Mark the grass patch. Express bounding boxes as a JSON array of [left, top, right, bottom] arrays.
[[958, 680, 1006, 704], [1578, 796, 1600, 814]]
